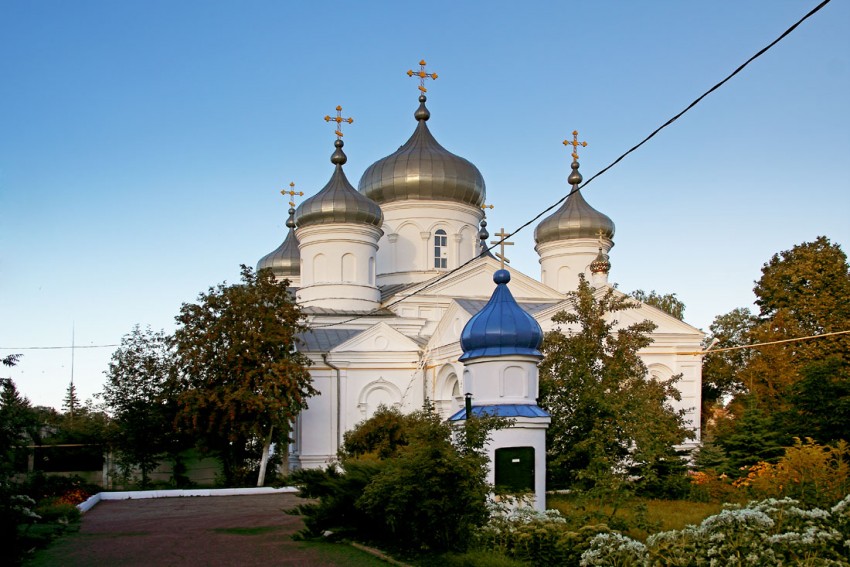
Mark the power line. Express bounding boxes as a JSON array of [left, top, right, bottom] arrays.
[[310, 0, 832, 330]]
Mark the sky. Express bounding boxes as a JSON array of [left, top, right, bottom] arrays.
[[1, 1, 848, 410]]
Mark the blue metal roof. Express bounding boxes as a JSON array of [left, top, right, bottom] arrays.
[[459, 270, 544, 361], [448, 404, 550, 421]]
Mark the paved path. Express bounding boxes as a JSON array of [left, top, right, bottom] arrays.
[[28, 493, 383, 566]]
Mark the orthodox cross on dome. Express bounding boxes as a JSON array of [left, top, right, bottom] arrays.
[[490, 227, 514, 270], [281, 182, 304, 208], [324, 105, 354, 139], [407, 59, 438, 93], [563, 130, 588, 161]]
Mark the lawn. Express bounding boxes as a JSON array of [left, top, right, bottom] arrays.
[[546, 494, 723, 541]]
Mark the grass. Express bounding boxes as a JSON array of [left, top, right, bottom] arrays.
[[212, 525, 283, 535], [547, 494, 724, 541], [299, 540, 391, 566]]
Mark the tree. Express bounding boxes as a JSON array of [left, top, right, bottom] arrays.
[[701, 307, 757, 418], [62, 382, 79, 420], [630, 289, 686, 321], [540, 275, 693, 490], [102, 325, 179, 487], [172, 266, 314, 486], [710, 237, 850, 463]]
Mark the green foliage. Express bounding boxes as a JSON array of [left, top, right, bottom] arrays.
[[287, 405, 504, 554], [540, 275, 692, 491], [630, 289, 685, 321], [783, 356, 850, 444], [103, 325, 181, 488], [340, 404, 417, 460], [700, 307, 757, 412], [714, 401, 786, 474], [172, 266, 314, 486], [0, 377, 38, 474]]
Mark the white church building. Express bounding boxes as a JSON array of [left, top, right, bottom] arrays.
[[257, 74, 703, 499]]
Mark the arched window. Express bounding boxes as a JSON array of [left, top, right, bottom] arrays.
[[434, 229, 448, 269]]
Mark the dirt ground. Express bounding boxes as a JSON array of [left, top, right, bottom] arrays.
[[27, 493, 384, 566]]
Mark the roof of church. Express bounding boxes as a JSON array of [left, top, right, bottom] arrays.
[[297, 329, 363, 351], [534, 159, 615, 244], [358, 95, 486, 207], [456, 299, 558, 317], [448, 404, 550, 421], [459, 270, 544, 361], [296, 139, 383, 229]]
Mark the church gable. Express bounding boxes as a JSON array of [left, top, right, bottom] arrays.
[[394, 256, 564, 303], [426, 301, 474, 352], [531, 287, 703, 339], [332, 321, 423, 354]]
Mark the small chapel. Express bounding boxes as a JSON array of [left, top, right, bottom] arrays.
[[257, 62, 703, 507]]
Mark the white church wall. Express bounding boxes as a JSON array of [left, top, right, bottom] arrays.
[[486, 419, 550, 512]]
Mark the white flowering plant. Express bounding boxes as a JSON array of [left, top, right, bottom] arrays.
[[580, 495, 850, 566]]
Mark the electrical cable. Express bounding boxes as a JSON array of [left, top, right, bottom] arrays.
[[308, 0, 832, 330]]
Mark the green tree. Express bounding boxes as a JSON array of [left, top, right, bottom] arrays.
[[630, 289, 686, 321], [62, 382, 79, 420], [102, 325, 179, 488], [540, 275, 693, 490], [173, 266, 314, 486], [701, 307, 757, 421]]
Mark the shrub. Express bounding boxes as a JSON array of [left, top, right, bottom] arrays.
[[734, 438, 850, 508], [474, 504, 611, 566], [286, 406, 507, 554]]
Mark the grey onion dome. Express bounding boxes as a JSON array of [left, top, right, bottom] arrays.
[[589, 247, 611, 274], [358, 95, 486, 207], [295, 139, 383, 228], [534, 160, 615, 244], [257, 207, 300, 278]]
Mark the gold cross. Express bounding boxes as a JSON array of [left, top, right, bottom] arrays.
[[563, 130, 588, 161], [324, 105, 354, 139], [281, 182, 304, 208], [490, 228, 514, 270], [407, 59, 438, 93], [481, 203, 494, 215]]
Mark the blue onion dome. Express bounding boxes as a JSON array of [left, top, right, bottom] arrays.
[[358, 95, 486, 207], [534, 160, 614, 244], [296, 139, 383, 228], [459, 270, 544, 361], [257, 207, 300, 278]]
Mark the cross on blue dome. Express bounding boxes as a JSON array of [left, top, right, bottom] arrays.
[[459, 270, 544, 361]]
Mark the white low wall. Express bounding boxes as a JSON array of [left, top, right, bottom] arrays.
[[77, 486, 298, 513]]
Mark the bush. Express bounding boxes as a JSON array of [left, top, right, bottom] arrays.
[[733, 438, 850, 508], [286, 406, 507, 554], [474, 504, 611, 566]]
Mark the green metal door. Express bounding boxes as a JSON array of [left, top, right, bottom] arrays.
[[495, 446, 535, 493]]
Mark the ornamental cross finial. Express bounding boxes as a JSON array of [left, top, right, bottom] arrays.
[[490, 227, 514, 270], [481, 203, 494, 215], [324, 105, 354, 139], [281, 181, 304, 208], [563, 130, 588, 161], [407, 59, 438, 93]]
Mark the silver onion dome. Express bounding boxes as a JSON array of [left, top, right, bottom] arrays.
[[358, 95, 486, 206], [257, 208, 300, 278], [534, 160, 614, 244], [295, 139, 383, 228]]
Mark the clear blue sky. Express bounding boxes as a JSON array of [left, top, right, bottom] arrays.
[[2, 1, 848, 409]]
